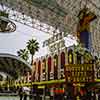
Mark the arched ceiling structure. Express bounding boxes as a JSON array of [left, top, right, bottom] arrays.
[[0, 53, 31, 79], [0, 0, 100, 55]]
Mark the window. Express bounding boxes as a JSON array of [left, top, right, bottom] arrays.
[[38, 60, 41, 81], [76, 52, 82, 64], [68, 49, 73, 64], [54, 54, 58, 79], [48, 56, 52, 80], [42, 59, 46, 73], [61, 52, 65, 69]]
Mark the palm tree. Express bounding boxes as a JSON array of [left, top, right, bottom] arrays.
[[17, 48, 29, 61], [26, 38, 39, 65]]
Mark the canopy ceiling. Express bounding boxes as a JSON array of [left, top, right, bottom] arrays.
[[0, 0, 100, 55], [0, 53, 31, 79]]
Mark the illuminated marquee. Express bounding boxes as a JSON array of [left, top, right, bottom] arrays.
[[65, 64, 94, 83]]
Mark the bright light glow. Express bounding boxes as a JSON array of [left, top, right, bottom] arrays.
[[34, 46, 50, 59], [64, 34, 78, 47]]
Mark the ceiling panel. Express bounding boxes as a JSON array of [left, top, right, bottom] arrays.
[[0, 0, 100, 55]]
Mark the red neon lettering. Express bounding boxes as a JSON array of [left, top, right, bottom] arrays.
[[53, 89, 64, 93]]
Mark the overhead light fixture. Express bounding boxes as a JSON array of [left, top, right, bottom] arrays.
[[0, 10, 16, 33]]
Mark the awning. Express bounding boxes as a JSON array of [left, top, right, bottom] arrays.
[[0, 53, 31, 79]]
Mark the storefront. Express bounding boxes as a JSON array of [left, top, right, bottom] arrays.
[[32, 79, 65, 100]]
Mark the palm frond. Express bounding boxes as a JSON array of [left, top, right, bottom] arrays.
[[26, 38, 39, 55], [26, 38, 39, 65], [17, 48, 29, 61]]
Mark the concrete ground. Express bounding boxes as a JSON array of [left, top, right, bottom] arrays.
[[0, 96, 30, 100]]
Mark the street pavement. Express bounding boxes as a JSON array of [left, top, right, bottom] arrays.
[[0, 96, 30, 100]]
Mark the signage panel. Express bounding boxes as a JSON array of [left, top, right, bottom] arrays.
[[65, 64, 94, 83]]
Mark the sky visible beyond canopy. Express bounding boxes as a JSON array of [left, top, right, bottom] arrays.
[[0, 20, 77, 59]]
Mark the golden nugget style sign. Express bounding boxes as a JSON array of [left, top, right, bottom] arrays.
[[65, 64, 94, 83]]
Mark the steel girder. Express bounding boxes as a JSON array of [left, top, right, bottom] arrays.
[[0, 0, 100, 56]]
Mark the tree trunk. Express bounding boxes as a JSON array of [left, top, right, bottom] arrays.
[[31, 55, 33, 65]]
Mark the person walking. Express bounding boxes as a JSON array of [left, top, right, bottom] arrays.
[[18, 87, 23, 100], [23, 86, 30, 100]]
